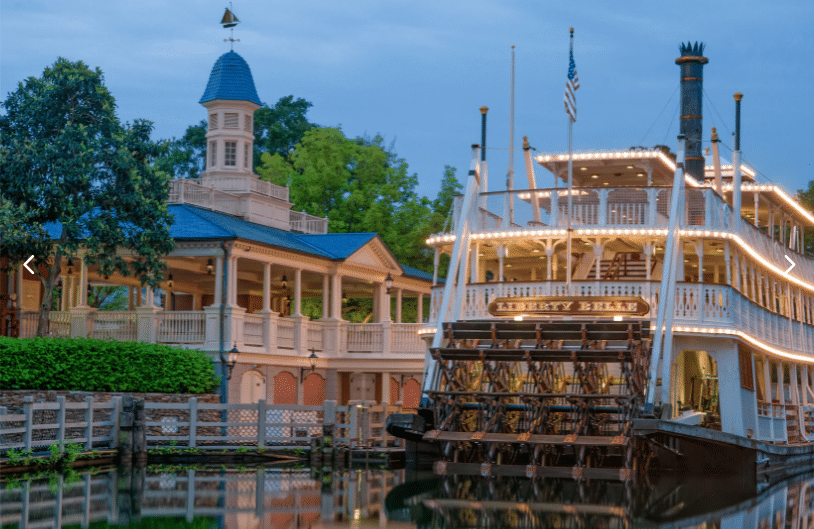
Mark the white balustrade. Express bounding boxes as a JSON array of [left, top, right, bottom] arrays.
[[242, 313, 264, 346], [277, 318, 295, 349], [156, 311, 206, 343], [391, 323, 426, 353], [345, 323, 383, 353], [48, 311, 71, 338], [91, 311, 138, 341], [306, 321, 323, 351]]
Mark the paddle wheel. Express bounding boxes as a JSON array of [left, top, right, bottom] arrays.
[[422, 320, 651, 480]]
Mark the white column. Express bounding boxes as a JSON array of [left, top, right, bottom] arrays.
[[213, 256, 223, 306], [322, 275, 330, 319], [432, 248, 440, 286], [416, 293, 424, 323], [724, 242, 732, 285], [382, 284, 391, 323], [395, 289, 402, 323], [262, 262, 271, 311], [79, 257, 89, 307], [293, 268, 302, 316], [331, 274, 342, 319], [777, 362, 785, 405]]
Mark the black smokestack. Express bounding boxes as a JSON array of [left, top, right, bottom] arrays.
[[675, 42, 708, 183]]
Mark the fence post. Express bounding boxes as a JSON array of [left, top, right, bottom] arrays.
[[111, 397, 122, 450], [380, 401, 388, 448], [23, 396, 33, 452], [349, 404, 358, 449], [119, 395, 134, 464], [322, 400, 336, 462], [85, 396, 94, 451], [189, 398, 198, 448], [257, 399, 266, 448], [361, 405, 370, 447], [56, 396, 66, 454], [133, 399, 146, 464]]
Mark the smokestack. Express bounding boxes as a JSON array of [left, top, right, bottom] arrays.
[[480, 106, 488, 161], [675, 42, 708, 183]]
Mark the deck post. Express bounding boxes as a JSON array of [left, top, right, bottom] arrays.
[[257, 399, 266, 448], [23, 396, 33, 452], [189, 398, 198, 448], [84, 396, 94, 450], [56, 396, 66, 453]]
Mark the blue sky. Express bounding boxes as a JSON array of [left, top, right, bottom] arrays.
[[2, 1, 813, 201]]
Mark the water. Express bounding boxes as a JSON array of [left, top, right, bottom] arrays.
[[1, 464, 812, 528]]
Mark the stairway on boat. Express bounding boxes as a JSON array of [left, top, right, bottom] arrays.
[[424, 320, 651, 480]]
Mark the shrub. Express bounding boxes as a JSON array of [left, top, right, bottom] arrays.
[[0, 338, 217, 393]]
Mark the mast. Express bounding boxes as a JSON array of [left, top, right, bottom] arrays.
[[508, 45, 515, 226], [565, 28, 577, 294]]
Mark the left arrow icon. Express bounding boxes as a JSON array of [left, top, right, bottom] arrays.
[[23, 256, 35, 274]]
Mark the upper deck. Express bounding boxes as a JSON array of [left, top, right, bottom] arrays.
[[423, 148, 814, 362]]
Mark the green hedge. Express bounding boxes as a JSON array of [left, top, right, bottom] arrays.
[[0, 338, 217, 393]]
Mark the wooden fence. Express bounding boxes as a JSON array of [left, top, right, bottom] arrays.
[[0, 396, 120, 454], [144, 399, 404, 449], [1, 395, 405, 455]]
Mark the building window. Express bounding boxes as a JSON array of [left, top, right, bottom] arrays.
[[224, 112, 239, 129], [245, 115, 252, 132], [224, 141, 237, 166], [209, 140, 217, 167], [244, 143, 249, 169], [209, 112, 218, 130]]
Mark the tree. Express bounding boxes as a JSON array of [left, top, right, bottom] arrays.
[[154, 120, 207, 179], [257, 127, 442, 270], [0, 58, 175, 336], [252, 95, 316, 165]]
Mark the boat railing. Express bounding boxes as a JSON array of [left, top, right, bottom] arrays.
[[429, 281, 814, 358], [441, 185, 814, 285]]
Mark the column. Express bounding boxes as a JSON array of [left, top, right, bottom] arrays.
[[321, 275, 330, 319], [432, 248, 440, 286], [228, 256, 238, 307], [724, 242, 732, 285], [395, 289, 402, 324], [416, 293, 424, 323], [293, 268, 302, 316], [262, 262, 271, 312], [213, 256, 223, 306], [331, 274, 342, 319], [78, 256, 89, 307]]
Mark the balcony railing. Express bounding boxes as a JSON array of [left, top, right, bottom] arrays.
[[429, 280, 814, 358], [440, 186, 814, 285], [157, 311, 206, 344]]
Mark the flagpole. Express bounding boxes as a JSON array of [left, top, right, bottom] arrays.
[[566, 28, 575, 294]]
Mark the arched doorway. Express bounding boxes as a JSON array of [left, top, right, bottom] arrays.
[[403, 378, 421, 409], [240, 370, 266, 404]]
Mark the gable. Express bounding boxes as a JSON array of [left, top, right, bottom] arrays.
[[343, 237, 402, 272]]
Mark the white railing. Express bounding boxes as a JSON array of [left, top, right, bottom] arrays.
[[346, 323, 383, 353], [91, 311, 137, 341], [243, 313, 264, 346], [289, 210, 328, 234], [198, 174, 289, 201], [392, 323, 426, 353], [306, 320, 323, 351], [168, 179, 242, 216], [157, 311, 206, 344], [277, 318, 295, 349], [429, 281, 814, 359], [48, 311, 71, 337]]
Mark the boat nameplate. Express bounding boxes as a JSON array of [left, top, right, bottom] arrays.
[[487, 296, 650, 317]]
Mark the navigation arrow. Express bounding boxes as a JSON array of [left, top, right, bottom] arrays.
[[785, 255, 796, 274], [23, 255, 35, 274]]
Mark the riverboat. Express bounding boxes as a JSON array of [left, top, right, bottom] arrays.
[[388, 42, 814, 482]]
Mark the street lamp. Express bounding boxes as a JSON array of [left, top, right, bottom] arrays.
[[220, 344, 238, 380], [206, 259, 214, 275], [385, 273, 393, 295], [300, 349, 318, 382]]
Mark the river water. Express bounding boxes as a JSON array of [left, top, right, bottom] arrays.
[[1, 464, 812, 528]]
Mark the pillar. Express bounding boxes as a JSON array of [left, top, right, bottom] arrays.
[[212, 256, 223, 306], [331, 274, 342, 319], [293, 268, 302, 316], [78, 256, 89, 307], [321, 275, 330, 319], [416, 293, 424, 323], [395, 289, 402, 323]]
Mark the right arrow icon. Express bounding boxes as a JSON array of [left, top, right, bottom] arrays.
[[785, 255, 796, 274]]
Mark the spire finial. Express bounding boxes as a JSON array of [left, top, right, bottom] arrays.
[[221, 3, 241, 51]]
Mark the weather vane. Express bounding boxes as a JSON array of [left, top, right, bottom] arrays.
[[221, 3, 240, 50]]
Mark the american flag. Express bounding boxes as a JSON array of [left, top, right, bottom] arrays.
[[564, 46, 579, 122]]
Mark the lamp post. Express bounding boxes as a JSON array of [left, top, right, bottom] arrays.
[[300, 349, 318, 383]]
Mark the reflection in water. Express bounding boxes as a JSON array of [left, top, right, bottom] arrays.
[[1, 466, 813, 528]]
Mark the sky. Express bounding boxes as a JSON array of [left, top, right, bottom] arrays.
[[2, 1, 814, 202]]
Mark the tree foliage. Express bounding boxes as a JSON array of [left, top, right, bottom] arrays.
[[258, 127, 458, 272], [0, 58, 175, 335]]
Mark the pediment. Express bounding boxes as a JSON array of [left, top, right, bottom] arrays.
[[343, 237, 401, 272]]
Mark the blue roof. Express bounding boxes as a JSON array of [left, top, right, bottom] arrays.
[[199, 51, 262, 105], [400, 264, 434, 282], [170, 205, 377, 260]]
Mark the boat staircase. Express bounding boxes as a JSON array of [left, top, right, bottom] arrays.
[[423, 320, 651, 481]]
